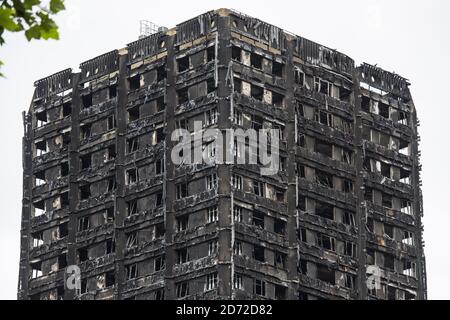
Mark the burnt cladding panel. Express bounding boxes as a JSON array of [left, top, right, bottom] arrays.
[[359, 63, 411, 99], [175, 11, 217, 45], [79, 50, 119, 84], [229, 10, 285, 50], [295, 36, 354, 76], [127, 32, 167, 64], [34, 68, 73, 99]]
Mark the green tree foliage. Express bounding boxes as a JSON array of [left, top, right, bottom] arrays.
[[0, 0, 65, 76]]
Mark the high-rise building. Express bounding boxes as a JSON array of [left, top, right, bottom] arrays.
[[19, 8, 426, 300]]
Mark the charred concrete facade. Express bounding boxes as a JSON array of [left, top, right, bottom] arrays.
[[19, 9, 426, 300]]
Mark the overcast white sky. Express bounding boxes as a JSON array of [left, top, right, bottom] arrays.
[[0, 0, 448, 300]]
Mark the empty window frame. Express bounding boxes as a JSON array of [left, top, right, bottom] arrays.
[[275, 285, 287, 299], [299, 228, 307, 243], [155, 158, 165, 175], [205, 273, 218, 291], [250, 84, 264, 101], [155, 223, 165, 238], [80, 153, 91, 170], [128, 105, 140, 122], [402, 260, 416, 277], [105, 271, 115, 287], [384, 224, 394, 239], [382, 193, 393, 208], [61, 162, 69, 177], [272, 60, 283, 77], [315, 140, 332, 158], [294, 69, 305, 86], [126, 231, 138, 248], [176, 215, 189, 232], [315, 169, 333, 188], [177, 87, 189, 105], [402, 230, 414, 246], [234, 241, 242, 255], [378, 102, 390, 119], [252, 211, 265, 228], [344, 274, 355, 290], [109, 85, 117, 99], [127, 199, 137, 216], [316, 264, 335, 285], [156, 96, 166, 112], [344, 241, 356, 258], [233, 274, 243, 289], [315, 202, 334, 220], [316, 110, 332, 126], [35, 140, 48, 156], [31, 231, 44, 247], [274, 218, 286, 235], [233, 205, 243, 222], [206, 45, 215, 62], [157, 65, 166, 82], [105, 114, 116, 131], [129, 75, 142, 90], [317, 234, 336, 252], [82, 93, 92, 109], [176, 282, 189, 298], [36, 110, 48, 127], [397, 111, 409, 126], [177, 56, 190, 73], [34, 169, 46, 186], [156, 191, 163, 207], [314, 77, 332, 96], [233, 109, 243, 125], [106, 239, 115, 254], [207, 78, 216, 94], [231, 174, 243, 190], [62, 102, 72, 117], [78, 216, 90, 232], [80, 123, 92, 140], [254, 279, 266, 297], [126, 263, 138, 280], [33, 200, 45, 217], [253, 245, 265, 262], [231, 46, 241, 61], [343, 179, 354, 193], [274, 251, 286, 269], [106, 145, 116, 161], [384, 253, 395, 271], [176, 118, 188, 130], [207, 206, 219, 223], [401, 200, 413, 215], [272, 92, 284, 107], [31, 261, 43, 279], [79, 184, 91, 200], [127, 137, 138, 153], [177, 247, 189, 264], [208, 240, 218, 255], [253, 180, 265, 197], [105, 207, 115, 223], [77, 247, 89, 263], [206, 173, 218, 190], [126, 168, 138, 185], [250, 52, 262, 69], [154, 255, 166, 271], [176, 182, 188, 199]]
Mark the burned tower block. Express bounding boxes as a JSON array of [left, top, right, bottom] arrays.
[[19, 8, 425, 300]]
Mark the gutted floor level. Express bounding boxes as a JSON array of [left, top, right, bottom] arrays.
[[19, 8, 426, 300]]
